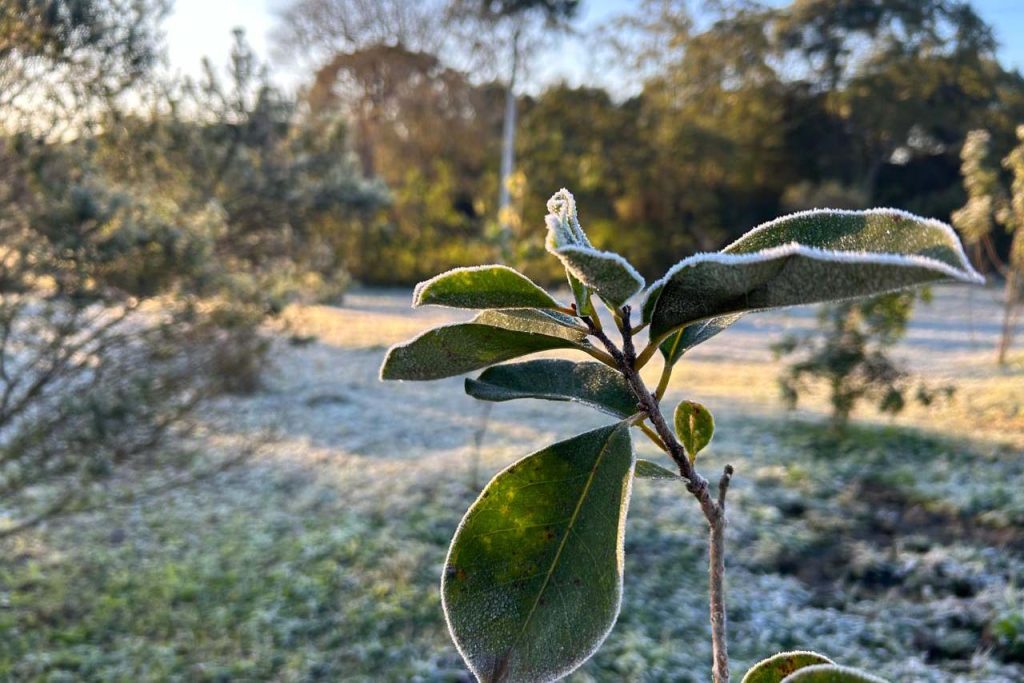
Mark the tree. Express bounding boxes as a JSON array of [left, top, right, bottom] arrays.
[[273, 0, 447, 67], [999, 127, 1024, 362], [1, 14, 385, 535], [276, 1, 521, 285], [952, 127, 1024, 364], [447, 0, 581, 259], [0, 0, 168, 136], [0, 0, 202, 535]]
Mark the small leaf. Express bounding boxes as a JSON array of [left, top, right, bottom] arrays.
[[545, 188, 595, 316], [545, 189, 591, 250], [742, 651, 835, 683], [674, 400, 714, 463], [380, 311, 592, 381], [780, 664, 889, 683], [465, 359, 637, 418], [634, 459, 686, 481], [659, 314, 745, 365], [443, 423, 635, 683], [413, 265, 560, 310], [645, 209, 984, 341], [554, 245, 645, 308]]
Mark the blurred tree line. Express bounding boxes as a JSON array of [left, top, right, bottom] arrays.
[[277, 0, 1024, 285]]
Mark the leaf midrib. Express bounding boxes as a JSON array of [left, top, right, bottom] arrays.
[[510, 424, 623, 656]]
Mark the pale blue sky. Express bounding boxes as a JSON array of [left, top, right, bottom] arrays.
[[165, 0, 1024, 91]]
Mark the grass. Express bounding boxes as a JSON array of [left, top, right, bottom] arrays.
[[3, 419, 1023, 682], [1, 288, 1023, 681]]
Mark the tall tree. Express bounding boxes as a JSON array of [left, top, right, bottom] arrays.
[[273, 0, 447, 67], [447, 0, 581, 258]]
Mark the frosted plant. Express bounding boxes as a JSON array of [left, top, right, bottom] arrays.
[[381, 189, 982, 683], [952, 130, 1002, 247], [953, 127, 1024, 364]]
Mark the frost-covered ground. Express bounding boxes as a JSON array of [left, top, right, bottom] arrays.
[[1, 285, 1022, 682]]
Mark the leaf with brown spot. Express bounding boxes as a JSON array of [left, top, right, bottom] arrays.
[[741, 651, 835, 683], [673, 400, 715, 464]]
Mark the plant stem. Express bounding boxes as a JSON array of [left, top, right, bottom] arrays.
[[638, 422, 668, 451], [584, 309, 734, 683], [654, 360, 673, 401], [710, 465, 733, 683]]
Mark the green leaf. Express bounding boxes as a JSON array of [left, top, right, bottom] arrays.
[[645, 209, 984, 341], [380, 310, 592, 381], [554, 246, 645, 308], [674, 400, 714, 463], [413, 265, 560, 310], [474, 309, 587, 339], [544, 189, 644, 308], [465, 359, 637, 418], [545, 188, 596, 316], [741, 651, 835, 683], [443, 423, 635, 683], [780, 664, 889, 683], [659, 314, 745, 365], [634, 459, 685, 481]]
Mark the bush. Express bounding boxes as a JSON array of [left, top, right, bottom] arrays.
[[773, 291, 953, 432], [1, 13, 385, 534]]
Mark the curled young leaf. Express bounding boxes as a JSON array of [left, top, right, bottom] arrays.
[[674, 400, 714, 463], [465, 359, 637, 418], [741, 651, 835, 683], [443, 423, 635, 683], [545, 188, 596, 316], [644, 209, 984, 342], [779, 664, 889, 683], [413, 265, 560, 310]]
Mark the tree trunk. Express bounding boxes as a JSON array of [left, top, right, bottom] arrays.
[[998, 269, 1020, 365], [497, 27, 521, 261]]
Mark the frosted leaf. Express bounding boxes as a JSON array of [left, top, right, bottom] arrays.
[[544, 188, 595, 316], [379, 310, 592, 381], [779, 664, 890, 682], [413, 265, 560, 310], [545, 189, 644, 309], [741, 650, 835, 683], [465, 359, 637, 418], [443, 424, 634, 683], [644, 208, 984, 342]]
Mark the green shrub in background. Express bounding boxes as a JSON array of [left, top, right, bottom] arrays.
[[952, 127, 1024, 364], [0, 7, 384, 535], [381, 190, 981, 682], [773, 290, 954, 432]]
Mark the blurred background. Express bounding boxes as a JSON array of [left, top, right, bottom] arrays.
[[1, 0, 1023, 680]]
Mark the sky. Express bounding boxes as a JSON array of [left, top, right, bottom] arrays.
[[164, 0, 1024, 93]]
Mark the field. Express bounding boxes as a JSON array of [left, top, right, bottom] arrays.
[[2, 285, 1023, 682]]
